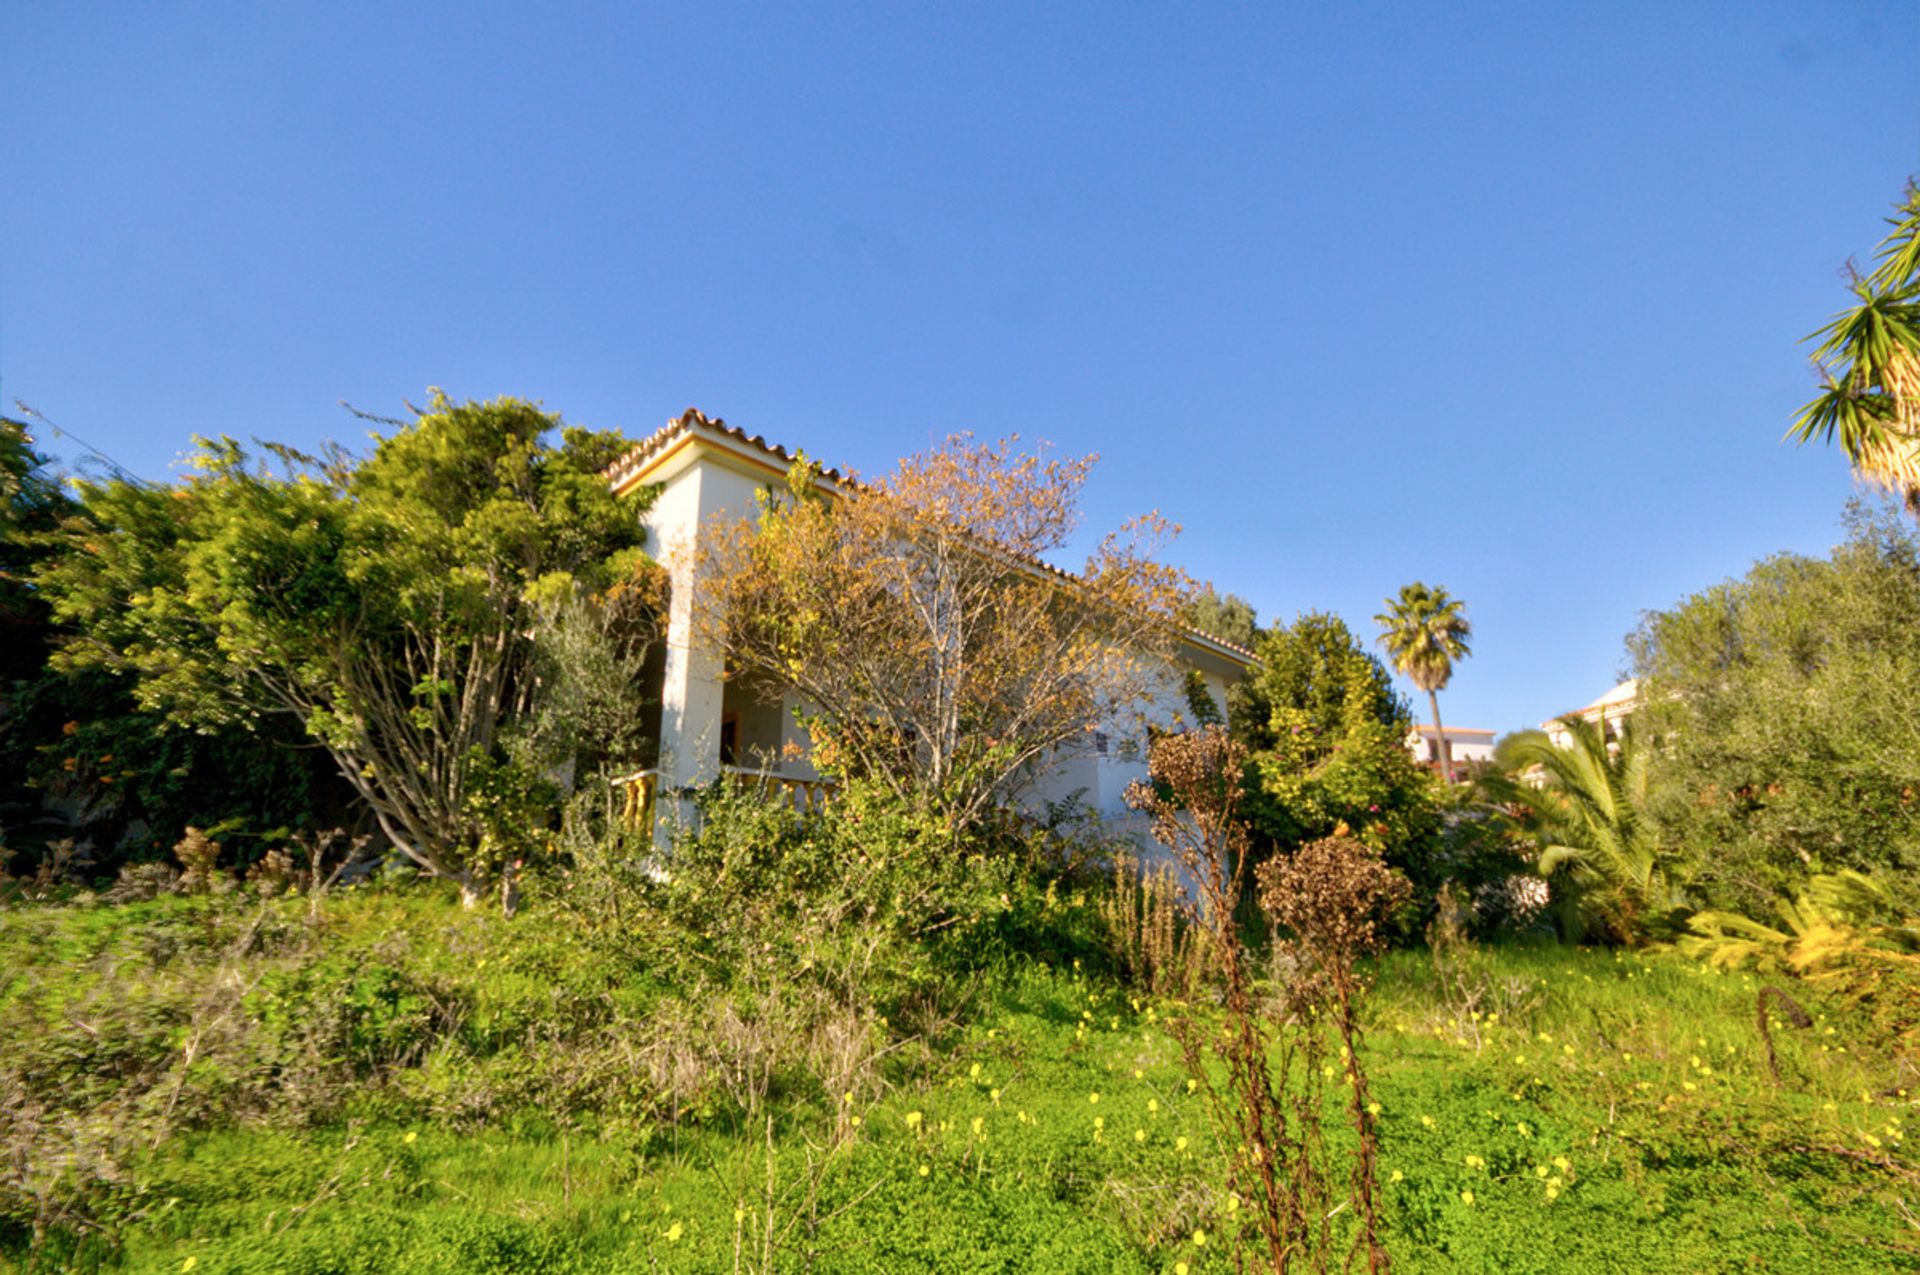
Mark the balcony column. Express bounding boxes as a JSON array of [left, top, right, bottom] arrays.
[[648, 467, 727, 846]]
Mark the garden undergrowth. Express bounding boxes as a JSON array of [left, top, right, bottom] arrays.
[[3, 895, 1915, 1273]]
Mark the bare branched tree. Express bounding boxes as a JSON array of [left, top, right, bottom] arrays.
[[695, 435, 1192, 833]]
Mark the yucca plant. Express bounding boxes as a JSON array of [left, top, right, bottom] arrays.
[[1484, 717, 1686, 943], [1680, 869, 1920, 1066], [1678, 869, 1920, 978]]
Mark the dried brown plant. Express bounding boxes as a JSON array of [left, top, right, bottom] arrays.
[[1099, 851, 1203, 998], [1126, 726, 1316, 1270], [1258, 836, 1411, 1273], [172, 827, 226, 895]]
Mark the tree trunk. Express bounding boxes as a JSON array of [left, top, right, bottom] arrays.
[[1427, 688, 1454, 784]]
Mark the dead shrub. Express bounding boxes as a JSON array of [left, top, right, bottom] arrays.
[[1099, 851, 1205, 998], [172, 827, 228, 895], [1257, 836, 1412, 1273]]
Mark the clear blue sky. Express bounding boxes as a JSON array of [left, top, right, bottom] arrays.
[[5, 1, 1918, 736]]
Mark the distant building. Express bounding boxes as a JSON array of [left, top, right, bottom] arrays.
[[1406, 724, 1496, 772], [1541, 678, 1639, 746]]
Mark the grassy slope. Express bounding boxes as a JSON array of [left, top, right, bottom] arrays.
[[4, 893, 1914, 1274]]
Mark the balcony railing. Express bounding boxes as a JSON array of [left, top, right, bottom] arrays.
[[610, 766, 837, 829], [720, 765, 837, 814], [610, 768, 659, 830]]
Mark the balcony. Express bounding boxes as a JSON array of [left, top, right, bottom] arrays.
[[610, 765, 837, 830]]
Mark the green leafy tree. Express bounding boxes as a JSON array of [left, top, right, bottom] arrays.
[[1375, 582, 1472, 783], [0, 418, 73, 683], [1241, 612, 1434, 864], [36, 393, 654, 904], [1488, 718, 1685, 943], [1792, 181, 1920, 507], [1627, 499, 1920, 912], [1182, 585, 1261, 650]]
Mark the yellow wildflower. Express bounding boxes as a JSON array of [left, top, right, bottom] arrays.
[[1461, 1190, 1475, 1206], [905, 1110, 924, 1129], [1176, 1135, 1190, 1152], [1390, 1169, 1404, 1183], [1089, 1092, 1101, 1104], [918, 1164, 930, 1177], [664, 1222, 684, 1243], [1192, 1228, 1208, 1247]]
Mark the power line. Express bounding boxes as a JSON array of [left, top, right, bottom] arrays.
[[12, 401, 148, 485]]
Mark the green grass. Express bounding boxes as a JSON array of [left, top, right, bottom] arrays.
[[4, 894, 1915, 1273]]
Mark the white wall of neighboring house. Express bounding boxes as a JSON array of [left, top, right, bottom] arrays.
[[1406, 725, 1496, 765], [1542, 678, 1639, 747]]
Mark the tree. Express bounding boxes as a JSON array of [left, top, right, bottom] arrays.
[[1182, 585, 1260, 650], [1374, 582, 1472, 783], [1240, 612, 1435, 863], [1626, 498, 1920, 911], [36, 393, 655, 904], [1487, 718, 1684, 943], [0, 418, 74, 683], [1793, 181, 1920, 507], [695, 435, 1191, 835]]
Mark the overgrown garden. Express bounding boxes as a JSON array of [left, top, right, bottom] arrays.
[[4, 180, 1920, 1270]]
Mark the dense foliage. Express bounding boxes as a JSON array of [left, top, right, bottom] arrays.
[[0, 422, 350, 874], [2, 871, 1911, 1272], [33, 394, 655, 902], [1628, 500, 1920, 914], [1235, 613, 1440, 867]]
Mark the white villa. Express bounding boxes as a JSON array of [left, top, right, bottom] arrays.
[[1405, 724, 1496, 770], [1542, 678, 1639, 747], [602, 410, 1256, 846]]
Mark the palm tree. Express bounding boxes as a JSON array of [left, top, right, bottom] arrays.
[[1374, 582, 1471, 783], [1486, 718, 1684, 944], [1792, 181, 1920, 508]]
